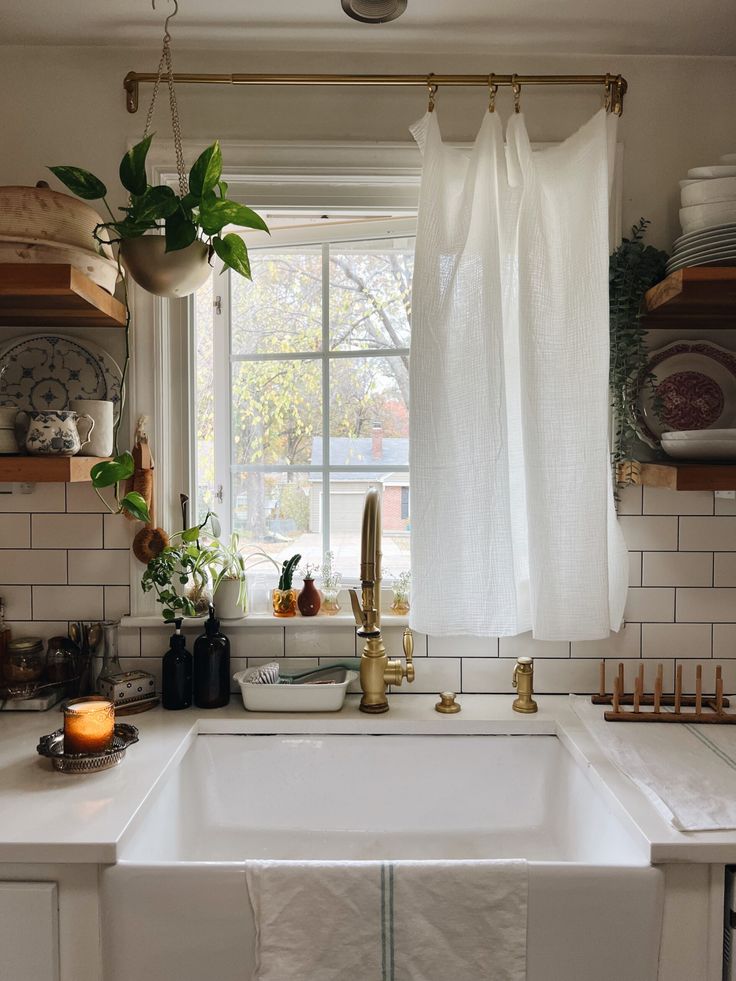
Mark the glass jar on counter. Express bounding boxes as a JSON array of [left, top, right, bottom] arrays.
[[2, 637, 45, 695]]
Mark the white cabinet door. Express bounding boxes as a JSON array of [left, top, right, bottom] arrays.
[[0, 881, 60, 981]]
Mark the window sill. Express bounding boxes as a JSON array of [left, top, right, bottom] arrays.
[[120, 613, 409, 629]]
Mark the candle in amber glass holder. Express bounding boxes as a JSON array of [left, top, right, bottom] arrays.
[[63, 697, 115, 755]]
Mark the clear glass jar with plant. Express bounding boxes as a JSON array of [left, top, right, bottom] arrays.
[[272, 554, 302, 618], [319, 551, 342, 615], [140, 513, 220, 621], [390, 569, 411, 615]]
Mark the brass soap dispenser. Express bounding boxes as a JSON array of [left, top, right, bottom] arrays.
[[512, 656, 538, 714]]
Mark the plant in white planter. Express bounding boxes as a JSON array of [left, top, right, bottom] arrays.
[[209, 536, 281, 620], [49, 137, 268, 298]]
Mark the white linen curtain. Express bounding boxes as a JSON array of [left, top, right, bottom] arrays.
[[408, 107, 628, 640]]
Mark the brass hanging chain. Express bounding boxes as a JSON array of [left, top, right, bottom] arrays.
[[143, 0, 188, 196]]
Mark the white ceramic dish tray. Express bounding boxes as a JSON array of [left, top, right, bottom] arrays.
[[233, 669, 358, 713]]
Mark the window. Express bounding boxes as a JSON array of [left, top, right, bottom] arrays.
[[193, 217, 415, 579]]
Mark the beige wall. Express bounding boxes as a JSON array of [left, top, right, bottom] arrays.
[[1, 46, 735, 249]]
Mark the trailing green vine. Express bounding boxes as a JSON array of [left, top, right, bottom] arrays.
[[609, 219, 669, 487]]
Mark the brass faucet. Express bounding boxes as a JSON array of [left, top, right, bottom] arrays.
[[512, 656, 538, 713], [349, 487, 415, 713]]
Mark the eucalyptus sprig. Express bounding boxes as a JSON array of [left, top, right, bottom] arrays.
[[609, 219, 669, 484], [49, 136, 268, 279]]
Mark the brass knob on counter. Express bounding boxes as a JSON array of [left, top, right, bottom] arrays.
[[435, 691, 461, 714], [512, 656, 538, 714]]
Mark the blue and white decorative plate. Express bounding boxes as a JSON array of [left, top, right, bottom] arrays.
[[0, 334, 123, 422]]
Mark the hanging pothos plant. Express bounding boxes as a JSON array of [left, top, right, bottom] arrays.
[[609, 219, 669, 487], [49, 136, 267, 279]]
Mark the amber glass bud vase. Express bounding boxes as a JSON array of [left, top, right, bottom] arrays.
[[272, 588, 298, 618], [297, 578, 321, 617]]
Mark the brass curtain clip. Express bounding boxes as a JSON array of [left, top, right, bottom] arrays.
[[512, 74, 521, 113]]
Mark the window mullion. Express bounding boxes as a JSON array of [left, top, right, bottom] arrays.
[[213, 271, 232, 537], [321, 242, 331, 560]]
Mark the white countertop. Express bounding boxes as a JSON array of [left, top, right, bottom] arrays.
[[1, 694, 736, 866]]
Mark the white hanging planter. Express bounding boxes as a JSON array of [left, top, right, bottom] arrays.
[[120, 236, 211, 299]]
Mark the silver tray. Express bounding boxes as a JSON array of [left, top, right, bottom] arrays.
[[36, 723, 139, 773]]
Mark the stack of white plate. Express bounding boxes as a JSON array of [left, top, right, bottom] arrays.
[[668, 153, 736, 273], [661, 429, 736, 461]]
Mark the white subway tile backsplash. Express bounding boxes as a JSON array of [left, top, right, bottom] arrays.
[[620, 516, 678, 551], [499, 633, 570, 659], [714, 554, 736, 587], [675, 660, 736, 694], [571, 623, 640, 659], [642, 622, 711, 660], [0, 483, 65, 513], [104, 586, 131, 620], [284, 626, 356, 658], [427, 635, 498, 657], [714, 625, 736, 660], [643, 488, 713, 516], [33, 585, 103, 621], [0, 549, 67, 585], [65, 483, 116, 514], [0, 585, 32, 620], [103, 514, 135, 549], [676, 589, 736, 623], [6, 620, 70, 643], [68, 549, 130, 585], [229, 626, 284, 661], [628, 552, 642, 587], [0, 514, 30, 548], [389, 656, 460, 695], [625, 587, 675, 622], [602, 659, 676, 693], [617, 485, 642, 516], [679, 517, 736, 552], [642, 552, 712, 587], [32, 513, 103, 549]]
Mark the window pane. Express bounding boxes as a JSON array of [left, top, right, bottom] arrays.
[[329, 238, 413, 352], [232, 471, 322, 567], [328, 477, 410, 579], [231, 250, 322, 355], [232, 360, 322, 466], [329, 356, 409, 442], [194, 271, 215, 523]]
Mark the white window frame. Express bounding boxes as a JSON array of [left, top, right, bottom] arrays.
[[198, 217, 416, 565]]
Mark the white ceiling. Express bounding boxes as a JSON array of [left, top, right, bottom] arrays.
[[1, 0, 735, 55]]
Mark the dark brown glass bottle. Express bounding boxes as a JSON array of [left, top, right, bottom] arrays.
[[193, 606, 231, 709], [162, 619, 192, 710]]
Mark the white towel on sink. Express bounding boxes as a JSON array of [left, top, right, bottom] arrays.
[[245, 859, 527, 981]]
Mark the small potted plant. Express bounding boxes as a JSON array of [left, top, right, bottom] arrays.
[[390, 569, 411, 615], [297, 562, 321, 617], [319, 551, 342, 615], [141, 513, 220, 620], [272, 553, 302, 618], [210, 536, 281, 620], [50, 136, 268, 298]]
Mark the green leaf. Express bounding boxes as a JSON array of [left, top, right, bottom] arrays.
[[165, 209, 198, 253], [181, 525, 202, 543], [212, 233, 251, 279], [120, 491, 151, 523], [217, 179, 229, 198], [48, 165, 107, 200], [130, 185, 178, 223], [109, 217, 154, 240], [199, 199, 269, 236], [90, 452, 135, 488], [189, 142, 222, 199], [119, 134, 153, 196]]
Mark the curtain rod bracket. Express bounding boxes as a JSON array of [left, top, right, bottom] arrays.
[[124, 71, 139, 114]]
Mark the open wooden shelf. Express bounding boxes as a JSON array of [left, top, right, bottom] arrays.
[[621, 460, 736, 491], [642, 267, 736, 327], [0, 455, 109, 483], [0, 264, 125, 328]]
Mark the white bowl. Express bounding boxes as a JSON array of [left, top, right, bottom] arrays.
[[681, 177, 736, 207], [233, 669, 358, 712], [680, 201, 736, 234], [687, 165, 736, 179], [0, 186, 112, 257], [661, 429, 736, 460]]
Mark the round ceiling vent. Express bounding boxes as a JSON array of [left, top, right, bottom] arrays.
[[341, 0, 408, 24]]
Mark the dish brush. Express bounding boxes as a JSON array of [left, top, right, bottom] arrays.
[[242, 659, 360, 685]]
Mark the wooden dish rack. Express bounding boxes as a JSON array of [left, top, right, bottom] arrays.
[[592, 660, 735, 724]]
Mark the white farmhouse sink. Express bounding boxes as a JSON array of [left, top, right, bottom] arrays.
[[102, 734, 663, 981]]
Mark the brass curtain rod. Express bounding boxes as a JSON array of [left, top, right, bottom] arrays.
[[123, 71, 627, 114]]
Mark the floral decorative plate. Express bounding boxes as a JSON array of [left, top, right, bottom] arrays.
[[637, 340, 736, 446], [0, 333, 123, 422]]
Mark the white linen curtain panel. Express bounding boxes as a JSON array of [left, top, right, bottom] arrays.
[[409, 107, 628, 640]]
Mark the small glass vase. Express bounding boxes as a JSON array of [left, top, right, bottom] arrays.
[[272, 588, 298, 618], [390, 593, 410, 615], [321, 588, 341, 615], [96, 619, 123, 691]]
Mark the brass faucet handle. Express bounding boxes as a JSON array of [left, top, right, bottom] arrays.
[[348, 588, 364, 627], [403, 627, 415, 683]]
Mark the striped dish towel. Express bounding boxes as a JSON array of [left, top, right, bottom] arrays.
[[245, 859, 527, 981]]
